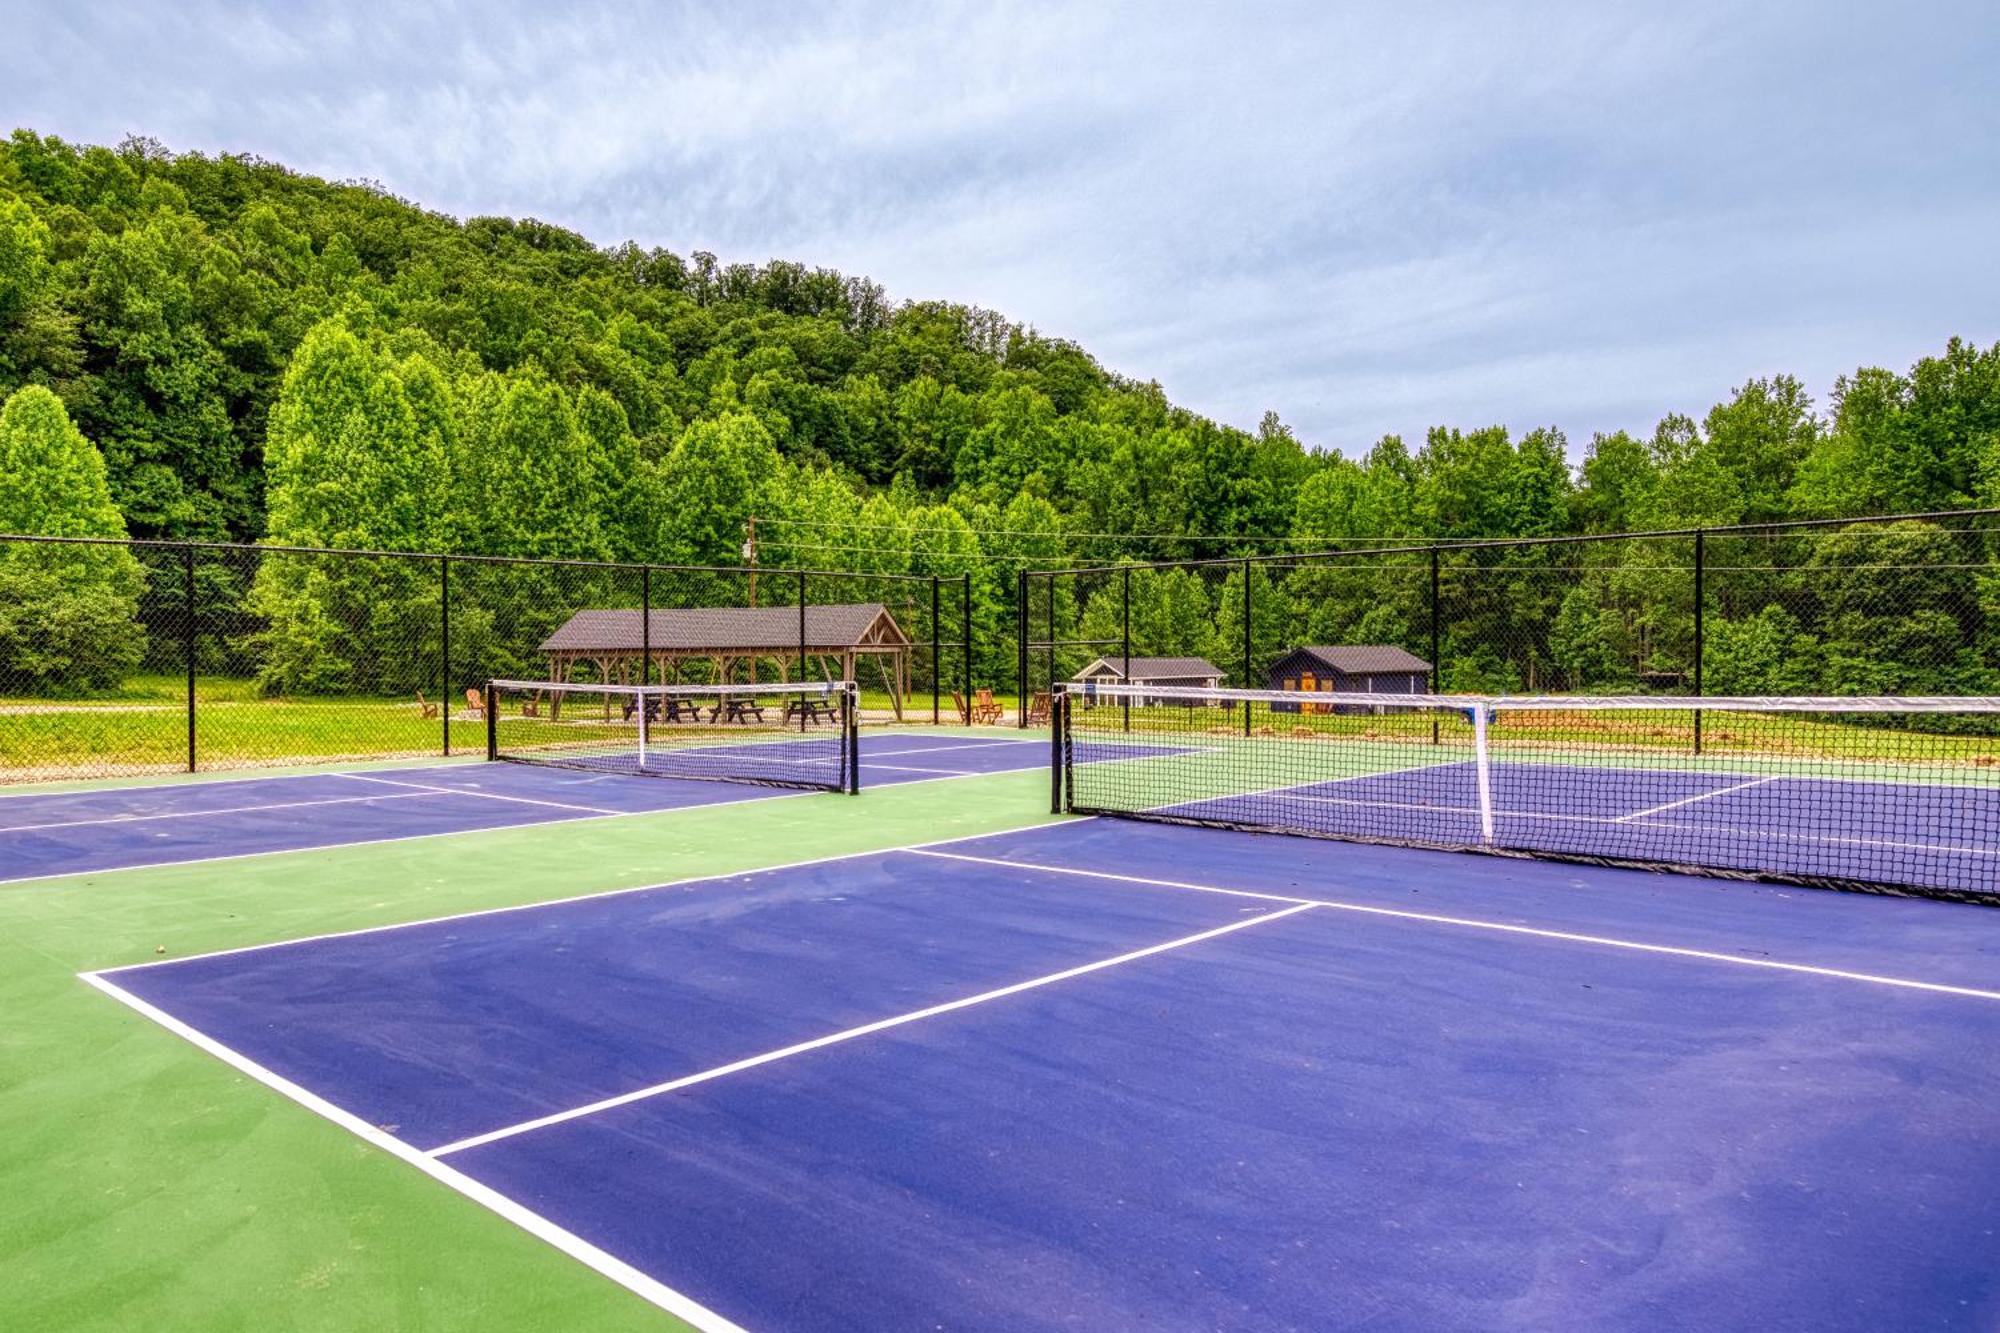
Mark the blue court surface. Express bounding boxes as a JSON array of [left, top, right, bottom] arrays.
[[88, 818, 2000, 1331], [0, 732, 1076, 883], [1126, 755, 2000, 895]]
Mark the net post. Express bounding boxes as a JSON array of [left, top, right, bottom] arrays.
[[484, 681, 498, 761], [1120, 565, 1131, 734], [1050, 684, 1065, 813], [636, 686, 648, 770], [440, 554, 451, 758], [931, 575, 941, 726], [1428, 545, 1441, 746], [1016, 570, 1029, 728], [1471, 701, 1495, 844], [1692, 529, 1705, 755], [846, 681, 860, 794], [183, 543, 196, 772], [1241, 556, 1253, 738]]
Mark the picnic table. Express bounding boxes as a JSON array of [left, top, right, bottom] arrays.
[[714, 697, 767, 724], [784, 696, 841, 725]]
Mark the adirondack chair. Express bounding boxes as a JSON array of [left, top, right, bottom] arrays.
[[414, 691, 438, 720], [950, 690, 974, 725], [462, 687, 486, 721], [1025, 690, 1051, 727], [971, 689, 1005, 724]]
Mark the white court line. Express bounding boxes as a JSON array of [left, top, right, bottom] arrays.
[[905, 849, 2000, 1002], [427, 902, 1318, 1158], [1616, 776, 1778, 822], [335, 772, 625, 816], [0, 788, 440, 835], [867, 764, 968, 776], [77, 972, 747, 1333]]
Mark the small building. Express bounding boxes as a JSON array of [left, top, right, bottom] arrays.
[[1267, 645, 1431, 712], [1073, 655, 1225, 690]]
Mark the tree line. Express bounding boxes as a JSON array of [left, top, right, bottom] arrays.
[[2, 129, 1998, 700]]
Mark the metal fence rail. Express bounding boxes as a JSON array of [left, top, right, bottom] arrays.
[[0, 533, 971, 782], [1020, 508, 2000, 739]]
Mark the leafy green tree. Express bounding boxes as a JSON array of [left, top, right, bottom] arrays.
[[0, 385, 147, 691], [1703, 606, 1815, 695], [247, 322, 448, 693], [1548, 584, 1631, 691]]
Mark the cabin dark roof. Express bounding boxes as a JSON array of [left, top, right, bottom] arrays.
[[539, 603, 906, 654], [1281, 645, 1432, 674], [1076, 655, 1226, 681]]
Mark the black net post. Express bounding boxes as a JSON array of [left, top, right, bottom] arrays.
[[1121, 565, 1132, 734], [183, 543, 197, 772], [1050, 685, 1065, 813], [484, 681, 497, 760], [846, 682, 860, 794], [440, 554, 451, 757], [931, 575, 941, 725], [1693, 529, 1705, 755], [1016, 570, 1029, 728]]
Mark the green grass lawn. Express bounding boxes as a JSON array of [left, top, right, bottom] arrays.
[[0, 762, 1061, 1331]]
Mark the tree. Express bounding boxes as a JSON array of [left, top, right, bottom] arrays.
[[1548, 585, 1630, 691], [246, 322, 448, 693], [0, 385, 147, 691]]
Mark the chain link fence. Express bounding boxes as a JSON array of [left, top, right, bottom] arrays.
[[1023, 509, 2000, 738], [0, 534, 970, 782]]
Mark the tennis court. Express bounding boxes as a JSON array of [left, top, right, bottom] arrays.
[[26, 681, 2000, 1330]]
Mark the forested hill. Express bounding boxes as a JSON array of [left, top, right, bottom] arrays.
[[2, 129, 1998, 576]]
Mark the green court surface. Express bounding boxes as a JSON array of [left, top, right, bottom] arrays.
[[0, 746, 1055, 1332]]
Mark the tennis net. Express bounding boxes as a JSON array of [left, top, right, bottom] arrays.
[[1055, 682, 2000, 903], [486, 679, 857, 792]]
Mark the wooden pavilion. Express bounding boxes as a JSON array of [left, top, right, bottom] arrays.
[[537, 603, 916, 717]]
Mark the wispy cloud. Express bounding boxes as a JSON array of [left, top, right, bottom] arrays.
[[5, 0, 1997, 454]]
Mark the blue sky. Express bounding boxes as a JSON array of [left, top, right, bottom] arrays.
[[5, 0, 1997, 456]]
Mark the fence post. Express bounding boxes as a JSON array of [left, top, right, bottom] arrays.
[[184, 544, 197, 772], [1429, 545, 1441, 745], [440, 555, 451, 757], [798, 571, 808, 732], [1121, 565, 1131, 734], [961, 574, 971, 723], [1693, 529, 1705, 755], [1242, 556, 1253, 737], [641, 566, 651, 690], [931, 575, 941, 725], [1045, 573, 1055, 721], [1016, 570, 1029, 728]]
